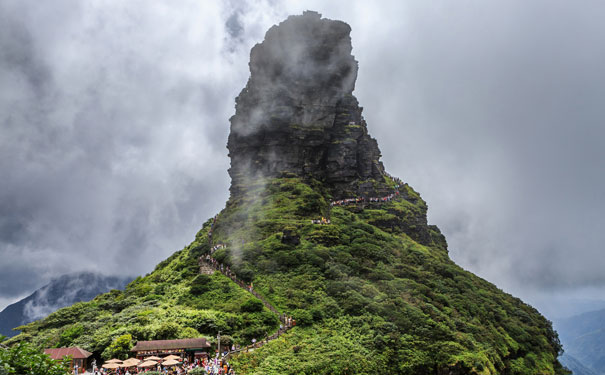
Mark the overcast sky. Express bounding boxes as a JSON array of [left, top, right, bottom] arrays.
[[1, 0, 604, 319]]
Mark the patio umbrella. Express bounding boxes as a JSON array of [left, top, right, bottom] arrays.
[[106, 358, 123, 363], [164, 355, 181, 361], [144, 355, 162, 361], [121, 358, 141, 367], [162, 359, 180, 366], [102, 363, 120, 369], [138, 360, 158, 368]]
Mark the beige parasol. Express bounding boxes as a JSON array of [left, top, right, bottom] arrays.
[[138, 360, 158, 368], [106, 358, 123, 363], [162, 359, 181, 366], [121, 358, 141, 367], [144, 355, 162, 361], [163, 355, 182, 361], [102, 363, 120, 369]]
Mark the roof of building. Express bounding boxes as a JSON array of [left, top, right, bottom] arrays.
[[44, 347, 93, 360], [131, 338, 211, 351]]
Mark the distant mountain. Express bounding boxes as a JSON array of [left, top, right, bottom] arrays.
[[534, 297, 605, 320], [556, 308, 605, 374], [559, 353, 598, 375], [0, 272, 132, 337]]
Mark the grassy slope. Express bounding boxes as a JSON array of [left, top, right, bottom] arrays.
[[6, 230, 278, 358], [8, 177, 566, 374]]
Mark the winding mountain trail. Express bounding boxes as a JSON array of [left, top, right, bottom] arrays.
[[198, 249, 294, 358]]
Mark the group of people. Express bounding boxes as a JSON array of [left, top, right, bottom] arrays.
[[204, 254, 232, 277], [186, 356, 234, 375], [207, 215, 219, 243], [94, 356, 234, 375], [310, 217, 331, 225], [210, 243, 226, 254], [330, 185, 402, 207]]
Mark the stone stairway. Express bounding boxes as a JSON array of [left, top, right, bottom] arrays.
[[199, 262, 215, 275], [198, 255, 294, 357]]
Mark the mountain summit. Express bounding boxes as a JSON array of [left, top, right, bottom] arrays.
[[228, 11, 387, 198], [8, 12, 568, 375]]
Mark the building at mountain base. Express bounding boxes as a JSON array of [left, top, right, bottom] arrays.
[[44, 346, 92, 373], [131, 338, 211, 362]]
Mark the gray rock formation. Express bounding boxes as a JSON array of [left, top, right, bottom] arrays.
[[227, 11, 388, 198]]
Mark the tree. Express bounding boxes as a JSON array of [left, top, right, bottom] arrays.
[[0, 340, 69, 375], [154, 322, 180, 340], [102, 334, 132, 360], [58, 324, 84, 347]]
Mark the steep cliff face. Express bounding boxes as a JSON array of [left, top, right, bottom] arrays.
[[227, 11, 386, 199]]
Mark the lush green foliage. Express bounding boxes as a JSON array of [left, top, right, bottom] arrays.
[[6, 176, 568, 374], [209, 178, 567, 374], [0, 339, 69, 375], [101, 334, 132, 360], [241, 299, 264, 313], [6, 221, 278, 359]]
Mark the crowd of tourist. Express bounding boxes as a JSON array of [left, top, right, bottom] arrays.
[[310, 217, 331, 225], [330, 188, 401, 207], [95, 356, 234, 375], [210, 244, 226, 254]]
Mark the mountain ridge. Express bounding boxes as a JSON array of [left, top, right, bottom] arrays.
[[0, 272, 132, 338], [556, 308, 605, 374]]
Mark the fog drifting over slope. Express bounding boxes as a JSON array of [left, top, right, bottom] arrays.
[[1, 0, 605, 319]]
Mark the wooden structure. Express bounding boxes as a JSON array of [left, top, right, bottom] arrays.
[[131, 338, 211, 362], [44, 347, 92, 373]]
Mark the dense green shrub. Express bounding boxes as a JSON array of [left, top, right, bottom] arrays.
[[58, 323, 84, 347], [102, 334, 132, 360], [190, 274, 212, 295], [0, 341, 69, 375], [241, 298, 264, 313], [237, 267, 255, 283], [154, 322, 181, 340], [291, 309, 313, 326]]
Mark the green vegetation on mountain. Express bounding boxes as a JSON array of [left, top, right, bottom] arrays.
[[5, 239, 278, 360], [7, 176, 567, 374], [4, 11, 569, 375], [0, 337, 70, 375]]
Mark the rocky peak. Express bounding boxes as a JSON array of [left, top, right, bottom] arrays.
[[227, 11, 388, 198]]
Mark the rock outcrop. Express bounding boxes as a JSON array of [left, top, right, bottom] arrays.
[[227, 11, 388, 198]]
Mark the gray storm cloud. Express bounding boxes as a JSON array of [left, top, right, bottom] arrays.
[[2, 0, 605, 318]]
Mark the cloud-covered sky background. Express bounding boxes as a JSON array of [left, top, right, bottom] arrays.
[[2, 0, 605, 319]]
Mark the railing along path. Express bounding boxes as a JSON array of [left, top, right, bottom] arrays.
[[198, 244, 294, 359]]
